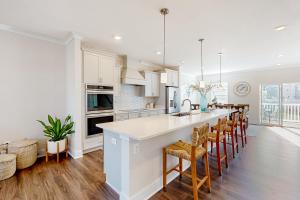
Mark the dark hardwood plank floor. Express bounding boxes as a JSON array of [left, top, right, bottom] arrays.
[[1, 126, 300, 200]]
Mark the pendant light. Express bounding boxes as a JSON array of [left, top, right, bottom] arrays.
[[160, 8, 169, 84], [218, 52, 223, 88], [198, 38, 205, 88]]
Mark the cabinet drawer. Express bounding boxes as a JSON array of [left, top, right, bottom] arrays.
[[140, 111, 149, 118], [129, 112, 140, 119], [149, 110, 159, 116], [115, 113, 129, 121], [158, 109, 166, 114]]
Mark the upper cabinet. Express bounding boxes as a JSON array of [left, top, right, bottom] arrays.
[[165, 69, 179, 87], [83, 50, 115, 86], [144, 71, 160, 97]]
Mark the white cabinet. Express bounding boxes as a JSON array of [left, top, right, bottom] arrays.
[[165, 69, 179, 87], [144, 72, 160, 97], [83, 51, 115, 86], [83, 52, 99, 84], [115, 113, 129, 121]]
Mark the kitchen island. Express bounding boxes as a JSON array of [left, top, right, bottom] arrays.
[[98, 109, 233, 200]]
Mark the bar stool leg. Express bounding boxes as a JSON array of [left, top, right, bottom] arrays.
[[240, 123, 245, 148], [210, 141, 213, 154], [223, 136, 228, 168], [230, 129, 235, 158], [179, 157, 183, 180], [191, 157, 198, 200], [235, 128, 239, 153], [216, 140, 222, 176], [162, 148, 167, 192], [204, 152, 211, 192], [244, 125, 247, 144]]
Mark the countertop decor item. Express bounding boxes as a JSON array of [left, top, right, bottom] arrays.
[[37, 115, 74, 163], [0, 154, 16, 181], [8, 139, 38, 169], [234, 81, 251, 96]]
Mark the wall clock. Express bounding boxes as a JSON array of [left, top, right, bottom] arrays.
[[233, 81, 251, 96]]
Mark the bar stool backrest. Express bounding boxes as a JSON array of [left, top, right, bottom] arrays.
[[192, 123, 209, 147], [218, 117, 227, 132]]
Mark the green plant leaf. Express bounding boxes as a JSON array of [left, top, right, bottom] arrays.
[[48, 115, 55, 126]]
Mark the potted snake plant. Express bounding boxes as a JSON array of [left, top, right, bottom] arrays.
[[37, 115, 74, 154]]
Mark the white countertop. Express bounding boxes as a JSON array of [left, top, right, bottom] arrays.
[[98, 109, 234, 141]]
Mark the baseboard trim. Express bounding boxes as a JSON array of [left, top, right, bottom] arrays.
[[116, 162, 190, 200]]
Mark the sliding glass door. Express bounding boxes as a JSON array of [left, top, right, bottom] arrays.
[[260, 84, 281, 126], [282, 83, 300, 128], [260, 83, 300, 127]]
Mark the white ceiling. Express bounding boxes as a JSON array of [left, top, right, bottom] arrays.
[[1, 0, 300, 75]]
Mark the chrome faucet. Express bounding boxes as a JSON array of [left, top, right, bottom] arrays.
[[181, 99, 192, 113]]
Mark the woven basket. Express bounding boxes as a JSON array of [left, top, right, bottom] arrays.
[[8, 139, 38, 170], [0, 154, 16, 181]]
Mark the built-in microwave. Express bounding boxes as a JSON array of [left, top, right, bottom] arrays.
[[86, 85, 114, 114]]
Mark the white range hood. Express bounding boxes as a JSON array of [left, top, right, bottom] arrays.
[[122, 68, 147, 85], [121, 56, 147, 86]]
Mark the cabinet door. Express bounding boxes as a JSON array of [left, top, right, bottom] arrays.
[[166, 70, 173, 86], [100, 55, 115, 86], [151, 73, 160, 96], [83, 52, 99, 83], [172, 71, 179, 87], [144, 72, 152, 97]]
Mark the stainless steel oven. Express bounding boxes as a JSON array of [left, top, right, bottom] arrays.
[[86, 113, 114, 137], [86, 85, 114, 114]]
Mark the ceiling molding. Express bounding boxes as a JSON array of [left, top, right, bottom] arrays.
[[0, 23, 66, 45]]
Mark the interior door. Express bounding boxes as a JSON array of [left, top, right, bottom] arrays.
[[260, 84, 281, 126]]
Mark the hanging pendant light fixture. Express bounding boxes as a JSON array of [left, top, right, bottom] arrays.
[[160, 8, 169, 84], [218, 52, 223, 88], [198, 38, 206, 88]]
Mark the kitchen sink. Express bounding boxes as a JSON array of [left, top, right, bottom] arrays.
[[172, 112, 191, 117]]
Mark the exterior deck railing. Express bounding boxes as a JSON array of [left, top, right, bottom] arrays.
[[261, 103, 300, 122]]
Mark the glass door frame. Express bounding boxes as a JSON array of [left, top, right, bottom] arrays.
[[260, 84, 283, 126]]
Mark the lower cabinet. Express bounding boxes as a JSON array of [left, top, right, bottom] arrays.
[[115, 109, 166, 121]]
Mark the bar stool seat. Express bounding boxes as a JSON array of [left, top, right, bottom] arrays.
[[166, 140, 206, 161], [208, 132, 225, 142]]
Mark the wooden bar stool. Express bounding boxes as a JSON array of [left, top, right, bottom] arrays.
[[209, 117, 228, 176], [238, 112, 247, 147], [226, 112, 239, 158], [163, 123, 211, 200]]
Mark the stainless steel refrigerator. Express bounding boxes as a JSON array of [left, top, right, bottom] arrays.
[[166, 86, 180, 114]]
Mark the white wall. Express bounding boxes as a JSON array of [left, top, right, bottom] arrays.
[[65, 36, 84, 158], [204, 67, 300, 124], [0, 31, 66, 155]]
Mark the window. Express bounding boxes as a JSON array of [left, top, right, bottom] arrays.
[[207, 82, 228, 104]]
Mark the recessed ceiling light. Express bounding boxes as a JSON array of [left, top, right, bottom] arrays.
[[156, 51, 162, 55], [113, 35, 122, 40], [278, 54, 283, 57], [274, 25, 286, 31], [181, 60, 185, 64], [277, 63, 281, 66]]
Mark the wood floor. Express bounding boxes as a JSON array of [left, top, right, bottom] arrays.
[[1, 125, 300, 200]]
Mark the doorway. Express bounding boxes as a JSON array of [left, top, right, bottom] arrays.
[[260, 83, 300, 128]]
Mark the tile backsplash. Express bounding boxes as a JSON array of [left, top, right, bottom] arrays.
[[114, 85, 157, 110]]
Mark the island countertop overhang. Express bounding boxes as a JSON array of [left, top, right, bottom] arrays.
[[97, 109, 234, 141]]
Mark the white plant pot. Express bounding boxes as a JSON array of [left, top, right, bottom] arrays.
[[47, 139, 66, 154]]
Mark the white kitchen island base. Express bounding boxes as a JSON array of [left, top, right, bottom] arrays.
[[99, 110, 233, 200]]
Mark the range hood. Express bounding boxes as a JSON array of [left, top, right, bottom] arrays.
[[121, 56, 147, 86]]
